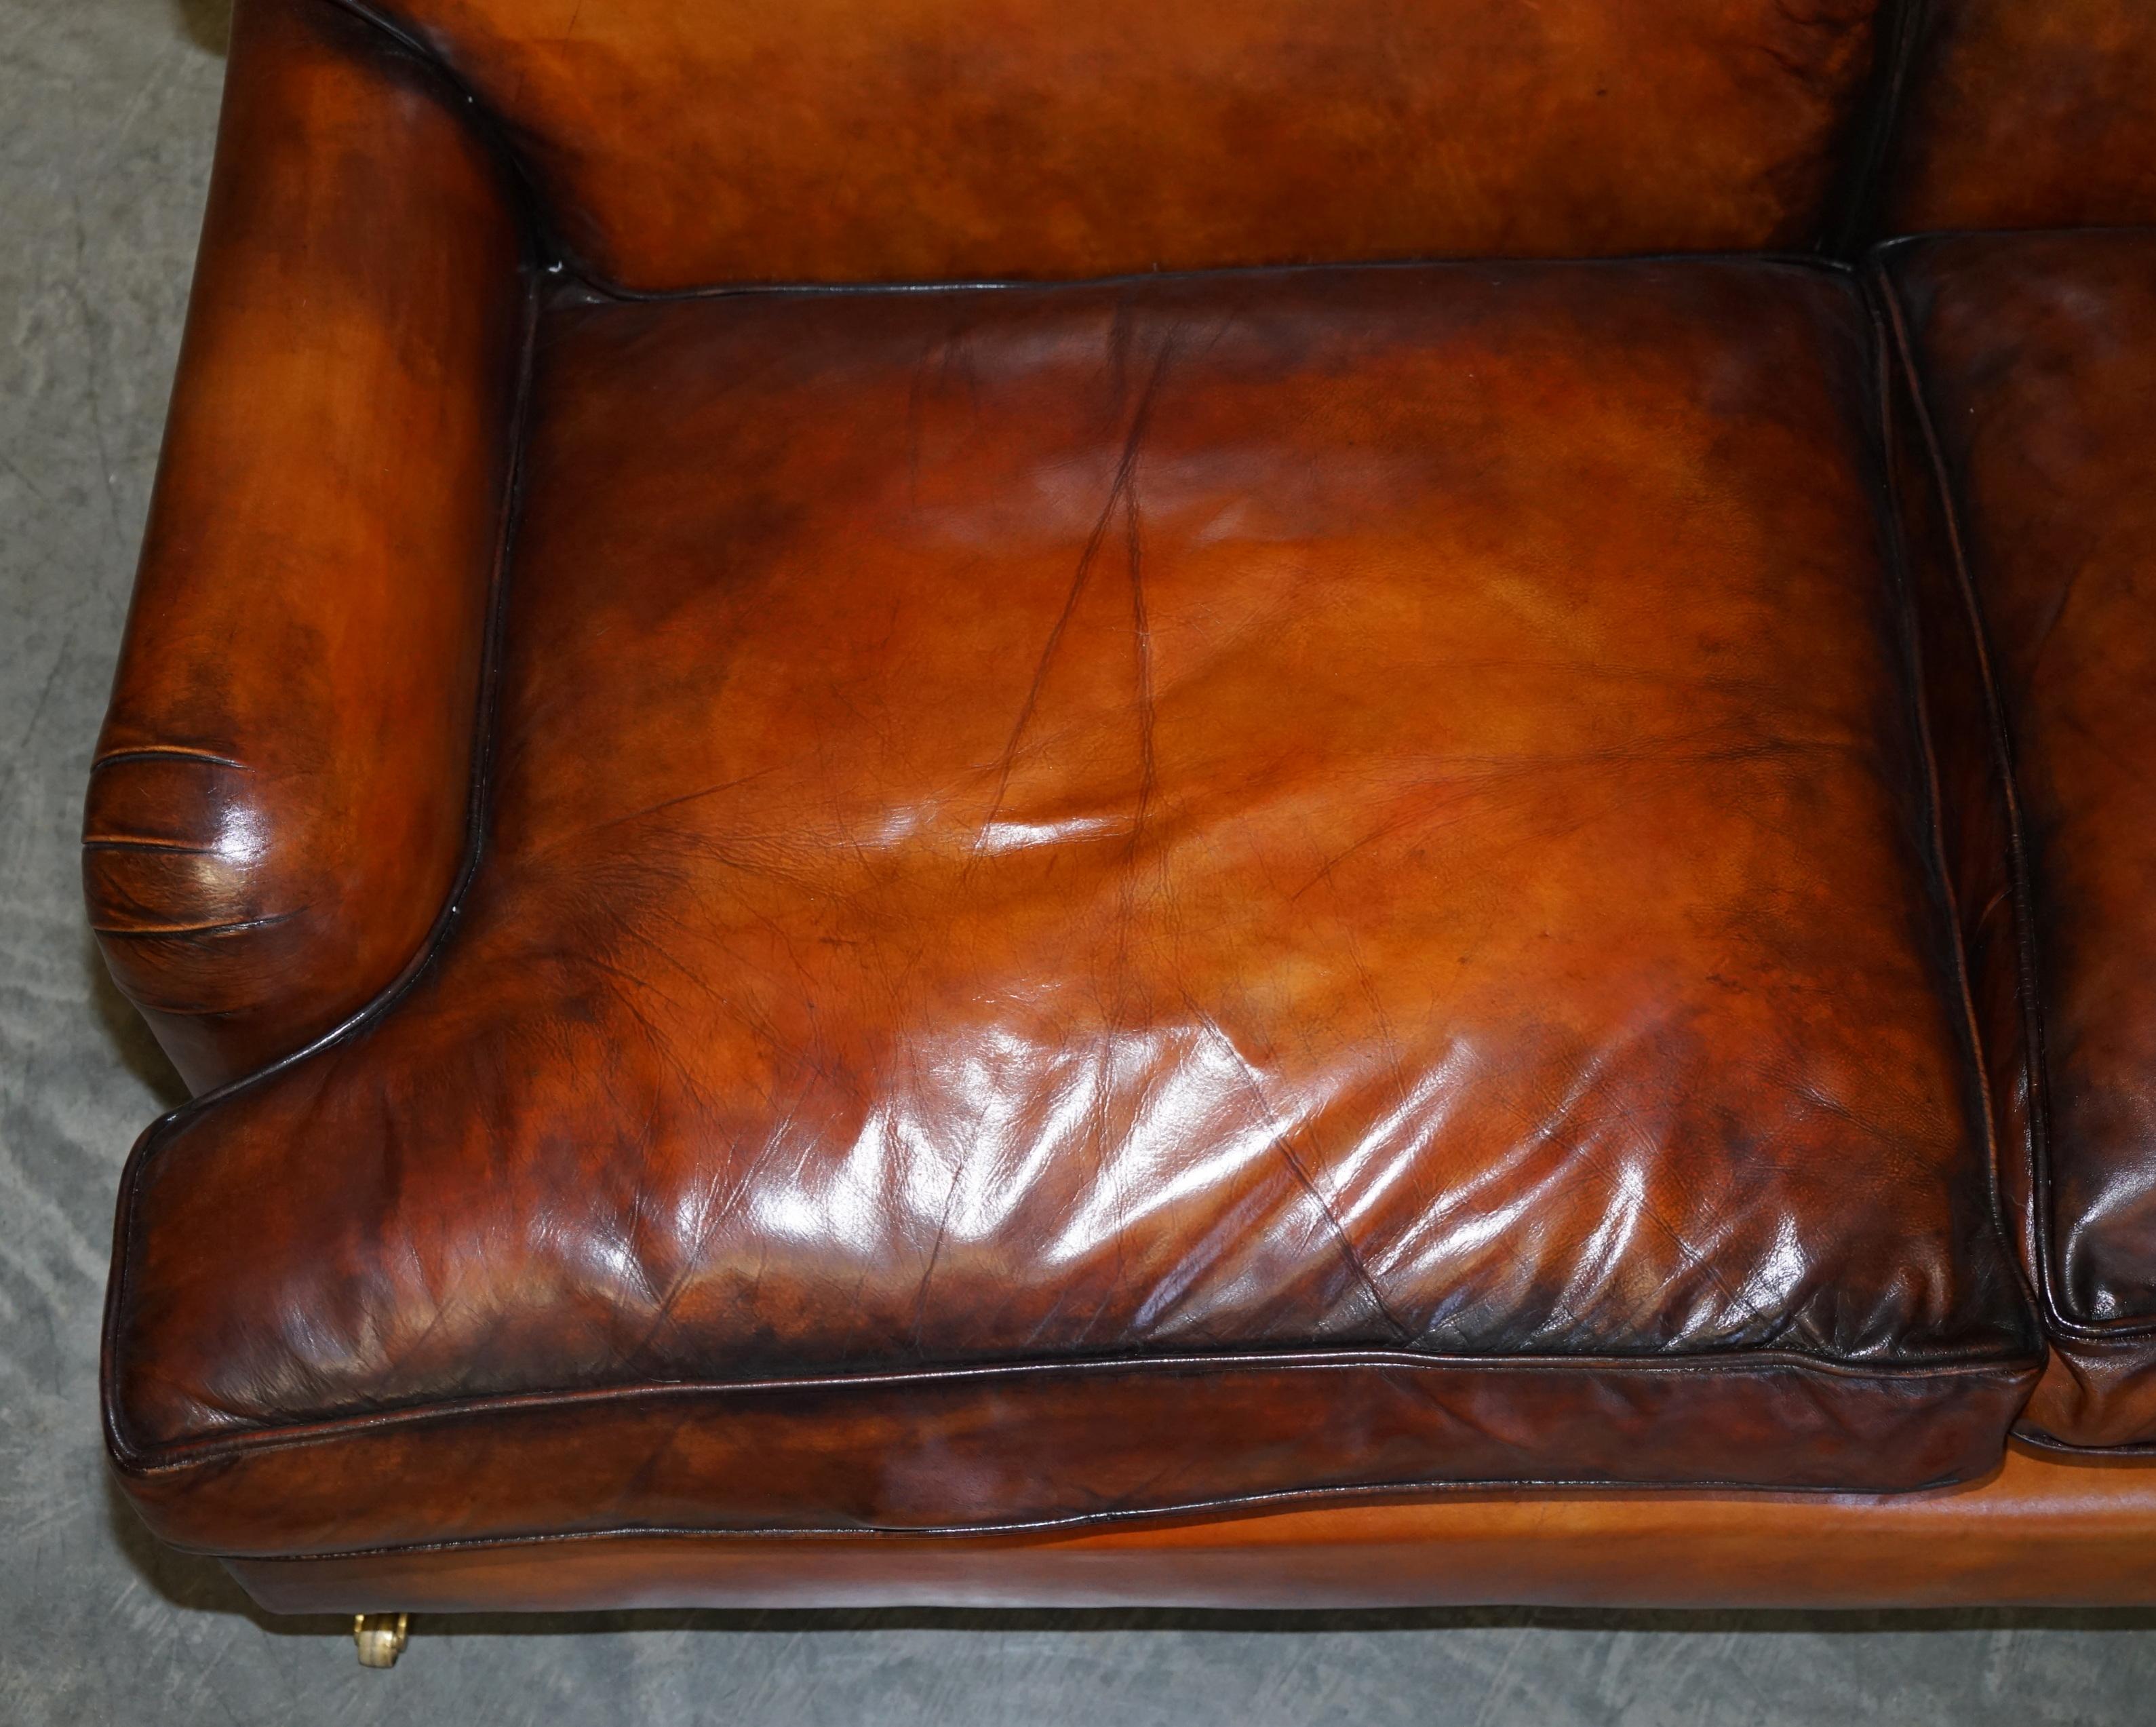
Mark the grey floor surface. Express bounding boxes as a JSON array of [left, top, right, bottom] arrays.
[[2, 1, 2154, 1721]]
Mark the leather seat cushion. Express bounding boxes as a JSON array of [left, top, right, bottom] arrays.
[[104, 258, 2039, 1558], [1884, 229, 2156, 1449]]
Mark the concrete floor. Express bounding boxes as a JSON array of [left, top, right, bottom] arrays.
[[3, 0, 2154, 1720]]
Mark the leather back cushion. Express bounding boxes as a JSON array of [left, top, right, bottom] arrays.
[[1885, 0, 2156, 234], [377, 0, 1889, 289]]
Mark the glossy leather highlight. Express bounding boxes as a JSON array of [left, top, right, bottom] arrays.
[[103, 258, 2039, 1559], [375, 0, 1887, 288], [81, 0, 530, 1091], [1882, 231, 2156, 1451]]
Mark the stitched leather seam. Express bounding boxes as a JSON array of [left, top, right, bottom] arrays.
[[1858, 272, 2042, 1360], [199, 1454, 2026, 1564], [89, 745, 248, 771], [109, 1349, 2038, 1475], [558, 248, 1854, 309], [90, 911, 305, 941], [2007, 1425, 2156, 1460], [1821, 0, 1930, 258]]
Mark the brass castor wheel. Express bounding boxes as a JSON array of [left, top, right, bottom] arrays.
[[353, 1613, 410, 1669]]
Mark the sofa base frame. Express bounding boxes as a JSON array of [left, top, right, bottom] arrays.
[[226, 1444, 2156, 1617]]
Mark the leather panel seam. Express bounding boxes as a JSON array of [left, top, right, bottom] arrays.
[[90, 746, 249, 772], [108, 1351, 2042, 1475], [1822, 0, 1931, 258], [178, 1454, 2037, 1563], [90, 911, 306, 941], [1860, 269, 2042, 1360], [2010, 1427, 2156, 1460], [552, 248, 1855, 309]]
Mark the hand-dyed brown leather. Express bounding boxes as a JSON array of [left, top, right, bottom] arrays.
[[1883, 1, 2156, 237], [104, 257, 2040, 1559], [228, 1443, 2156, 1612], [371, 0, 1889, 289], [81, 0, 530, 1092], [1879, 230, 2156, 1452]]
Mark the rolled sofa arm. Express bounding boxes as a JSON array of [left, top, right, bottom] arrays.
[[83, 0, 531, 1093]]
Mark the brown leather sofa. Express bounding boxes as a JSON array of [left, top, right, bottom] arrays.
[[85, 0, 2156, 1650]]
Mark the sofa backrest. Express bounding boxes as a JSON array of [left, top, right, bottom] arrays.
[[370, 0, 1894, 291], [1883, 0, 2156, 236]]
